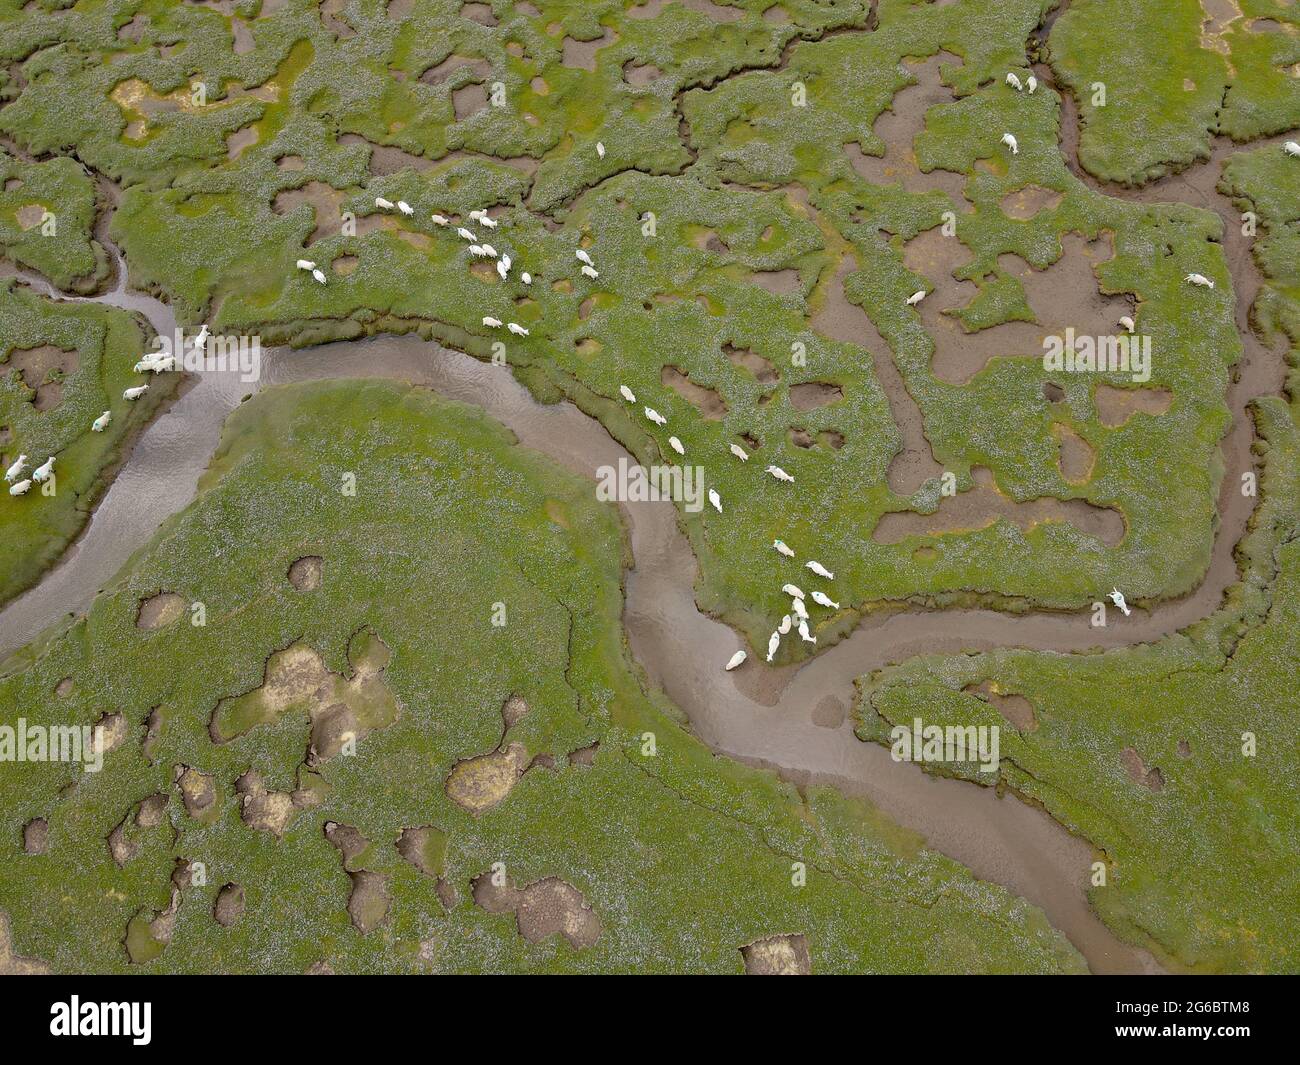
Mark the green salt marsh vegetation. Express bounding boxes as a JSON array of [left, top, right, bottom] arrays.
[[857, 140, 1300, 973], [0, 378, 1084, 974], [1050, 0, 1300, 185]]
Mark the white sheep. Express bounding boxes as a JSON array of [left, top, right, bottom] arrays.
[[1184, 273, 1214, 289], [124, 385, 149, 400], [576, 250, 594, 267], [773, 538, 794, 558], [32, 456, 54, 482], [791, 597, 809, 620], [810, 590, 839, 609], [497, 259, 510, 280], [782, 583, 805, 600], [1109, 587, 1131, 616], [729, 443, 749, 462], [478, 216, 499, 229], [397, 200, 413, 216], [1119, 315, 1136, 332], [91, 411, 111, 433], [668, 436, 685, 456], [581, 265, 599, 280], [1002, 132, 1019, 155], [766, 631, 780, 662], [778, 614, 792, 635], [194, 324, 210, 348], [1006, 72, 1023, 91], [725, 650, 747, 671], [483, 316, 503, 328], [507, 322, 530, 336], [312, 268, 327, 284], [1027, 74, 1038, 93], [619, 384, 636, 402], [481, 244, 498, 258], [596, 141, 606, 159], [906, 289, 927, 306], [296, 259, 316, 271], [457, 227, 476, 241], [8, 478, 31, 497], [4, 454, 28, 482], [430, 213, 449, 226], [521, 272, 532, 285], [805, 560, 833, 580], [1283, 141, 1300, 157], [644, 406, 666, 426], [375, 197, 394, 210], [797, 618, 816, 644], [765, 464, 794, 483], [708, 488, 722, 513]]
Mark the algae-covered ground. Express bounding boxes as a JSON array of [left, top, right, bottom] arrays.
[[859, 141, 1300, 974], [0, 379, 1082, 973]]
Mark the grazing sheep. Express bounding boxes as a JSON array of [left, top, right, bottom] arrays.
[[4, 454, 28, 482], [773, 538, 794, 558], [708, 488, 722, 513], [725, 650, 747, 671], [805, 560, 833, 580], [729, 443, 749, 462], [91, 411, 111, 433], [810, 590, 839, 609], [124, 385, 149, 400], [1001, 132, 1019, 154], [765, 464, 794, 483], [619, 384, 636, 402], [644, 406, 667, 426]]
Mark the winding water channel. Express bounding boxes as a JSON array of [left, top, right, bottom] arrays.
[[3, 34, 1293, 975]]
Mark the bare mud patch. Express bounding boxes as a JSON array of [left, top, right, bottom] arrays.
[[1000, 184, 1064, 220], [846, 51, 968, 204], [175, 765, 216, 820], [1054, 424, 1095, 484], [1094, 383, 1172, 427], [562, 28, 617, 71], [445, 741, 529, 814], [22, 817, 47, 854], [964, 680, 1038, 731], [872, 466, 1126, 547], [661, 365, 727, 419], [749, 268, 801, 296], [788, 381, 843, 411], [1121, 747, 1165, 792], [235, 770, 298, 837], [6, 344, 78, 411], [214, 883, 245, 927], [812, 252, 943, 495], [473, 872, 602, 948], [273, 182, 344, 244], [0, 911, 50, 974], [904, 229, 1127, 385], [136, 592, 186, 630], [741, 932, 810, 974], [724, 344, 779, 384], [288, 559, 323, 590]]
